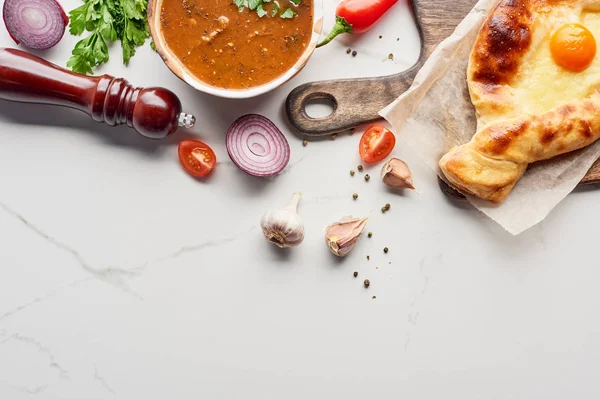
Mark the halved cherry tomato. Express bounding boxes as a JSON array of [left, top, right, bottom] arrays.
[[178, 140, 216, 177], [359, 125, 396, 163]]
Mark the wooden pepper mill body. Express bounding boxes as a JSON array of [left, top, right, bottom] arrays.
[[0, 48, 192, 138]]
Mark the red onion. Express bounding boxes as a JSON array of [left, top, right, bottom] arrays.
[[3, 0, 68, 50], [226, 114, 291, 177]]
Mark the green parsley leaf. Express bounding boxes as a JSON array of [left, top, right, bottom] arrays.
[[67, 0, 151, 74], [248, 0, 261, 10], [122, 0, 147, 20], [67, 31, 109, 75], [256, 4, 268, 17], [271, 2, 279, 16], [68, 3, 89, 35], [289, 0, 301, 5], [98, 4, 117, 41], [121, 17, 148, 63], [84, 1, 103, 32], [280, 8, 296, 18], [233, 0, 245, 11]]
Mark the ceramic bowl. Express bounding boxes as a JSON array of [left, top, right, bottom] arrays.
[[147, 0, 323, 99]]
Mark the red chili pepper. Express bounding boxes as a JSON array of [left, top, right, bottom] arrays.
[[316, 0, 399, 47]]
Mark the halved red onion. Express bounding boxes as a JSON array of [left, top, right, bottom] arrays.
[[226, 114, 291, 177], [3, 0, 68, 50]]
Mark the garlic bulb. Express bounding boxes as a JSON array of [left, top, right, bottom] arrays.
[[260, 192, 304, 248], [381, 158, 415, 190], [325, 216, 368, 257]]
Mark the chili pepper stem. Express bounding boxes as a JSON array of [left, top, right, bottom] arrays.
[[316, 16, 354, 48]]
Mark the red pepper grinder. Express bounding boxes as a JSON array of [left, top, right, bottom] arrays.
[[0, 48, 195, 139]]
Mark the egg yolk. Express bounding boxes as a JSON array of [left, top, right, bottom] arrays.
[[550, 23, 597, 72]]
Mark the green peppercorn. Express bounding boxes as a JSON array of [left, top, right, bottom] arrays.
[[353, 193, 358, 200], [350, 170, 355, 176], [302, 140, 308, 147], [385, 203, 391, 210], [357, 165, 364, 171], [346, 48, 352, 54], [364, 174, 370, 182]]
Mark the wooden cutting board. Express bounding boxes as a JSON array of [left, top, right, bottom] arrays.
[[285, 0, 600, 198]]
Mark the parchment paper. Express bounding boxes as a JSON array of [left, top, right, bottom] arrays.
[[379, 0, 600, 235]]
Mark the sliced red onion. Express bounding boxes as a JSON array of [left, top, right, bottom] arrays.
[[226, 114, 291, 177], [3, 0, 68, 50]]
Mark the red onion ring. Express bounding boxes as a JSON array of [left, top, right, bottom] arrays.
[[3, 0, 68, 50], [226, 114, 291, 177]]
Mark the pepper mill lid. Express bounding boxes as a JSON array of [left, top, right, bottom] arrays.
[[132, 87, 195, 139]]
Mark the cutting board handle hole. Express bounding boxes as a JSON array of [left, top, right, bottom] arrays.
[[302, 93, 337, 120]]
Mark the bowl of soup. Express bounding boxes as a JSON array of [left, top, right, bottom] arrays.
[[147, 0, 323, 98]]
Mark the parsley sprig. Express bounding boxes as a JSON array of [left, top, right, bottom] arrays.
[[67, 0, 150, 75], [234, 0, 301, 19]]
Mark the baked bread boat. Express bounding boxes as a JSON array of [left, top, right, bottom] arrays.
[[440, 0, 600, 202]]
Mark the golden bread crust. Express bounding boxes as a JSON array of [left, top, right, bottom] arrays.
[[470, 0, 534, 87], [440, 90, 600, 202]]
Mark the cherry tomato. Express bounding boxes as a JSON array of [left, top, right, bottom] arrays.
[[359, 125, 396, 163], [178, 140, 217, 177]]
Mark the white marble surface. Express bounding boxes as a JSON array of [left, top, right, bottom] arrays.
[[1, 0, 600, 399]]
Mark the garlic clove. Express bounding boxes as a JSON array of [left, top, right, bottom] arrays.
[[381, 158, 415, 190], [261, 192, 304, 248], [325, 216, 368, 257]]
